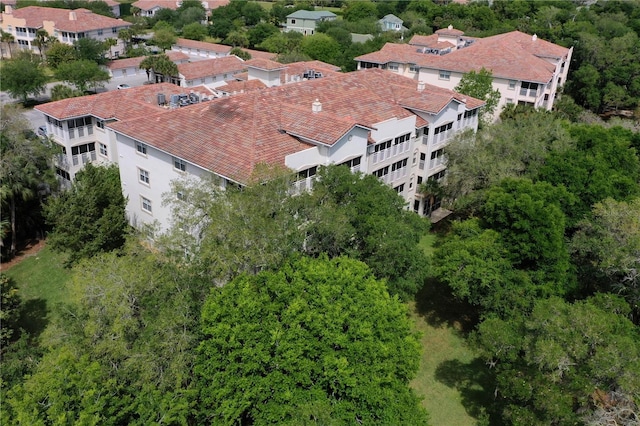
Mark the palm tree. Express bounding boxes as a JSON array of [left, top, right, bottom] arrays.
[[1, 30, 15, 58], [33, 29, 50, 60], [104, 37, 118, 59]]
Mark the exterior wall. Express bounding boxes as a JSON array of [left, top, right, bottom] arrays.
[[113, 131, 213, 234], [247, 68, 282, 87], [285, 18, 318, 35], [110, 65, 141, 78], [180, 71, 239, 88]]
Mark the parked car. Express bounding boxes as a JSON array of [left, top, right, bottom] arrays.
[[37, 125, 47, 137], [117, 83, 131, 90]]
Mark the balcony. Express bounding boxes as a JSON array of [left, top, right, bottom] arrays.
[[370, 139, 410, 165], [72, 150, 97, 166]]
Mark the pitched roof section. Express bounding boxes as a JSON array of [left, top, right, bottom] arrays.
[[6, 6, 131, 32], [107, 51, 189, 70], [177, 56, 245, 80], [132, 0, 180, 11], [107, 69, 483, 183], [173, 38, 232, 54], [286, 10, 336, 19], [35, 83, 184, 120], [245, 58, 287, 71], [215, 79, 267, 95], [357, 30, 570, 83]]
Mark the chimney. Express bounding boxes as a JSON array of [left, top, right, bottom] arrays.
[[312, 98, 322, 113], [532, 34, 537, 41], [69, 11, 77, 20], [417, 81, 425, 92], [5, 5, 12, 13], [448, 24, 453, 30]]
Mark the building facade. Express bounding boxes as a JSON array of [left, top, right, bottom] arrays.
[[35, 69, 483, 233], [284, 10, 336, 35], [356, 27, 572, 121], [0, 5, 131, 58]]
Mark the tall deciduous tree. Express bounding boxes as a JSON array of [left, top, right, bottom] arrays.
[[196, 256, 428, 425], [55, 59, 110, 92], [454, 67, 501, 126], [46, 41, 77, 69], [0, 105, 56, 257], [301, 33, 341, 64], [44, 163, 128, 266], [474, 295, 640, 425], [0, 54, 47, 104]]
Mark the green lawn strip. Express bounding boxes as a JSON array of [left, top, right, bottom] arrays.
[[3, 246, 71, 335]]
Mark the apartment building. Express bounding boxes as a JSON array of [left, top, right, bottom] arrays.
[[0, 5, 131, 58], [355, 27, 572, 121], [35, 68, 483, 232]]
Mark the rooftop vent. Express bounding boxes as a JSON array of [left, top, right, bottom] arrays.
[[312, 98, 322, 113], [448, 24, 453, 30], [417, 81, 425, 92], [157, 93, 166, 106], [532, 34, 537, 41]]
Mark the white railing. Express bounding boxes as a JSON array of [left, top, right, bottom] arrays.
[[72, 151, 97, 166], [429, 156, 446, 170], [370, 140, 410, 165], [292, 176, 315, 194], [379, 167, 408, 185]]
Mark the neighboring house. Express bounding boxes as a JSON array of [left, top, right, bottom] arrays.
[[175, 56, 246, 88], [34, 83, 190, 186], [106, 51, 190, 79], [172, 37, 232, 58], [355, 27, 573, 121], [132, 0, 229, 18], [0, 5, 131, 58], [88, 0, 121, 17], [378, 14, 407, 33], [284, 10, 336, 35]]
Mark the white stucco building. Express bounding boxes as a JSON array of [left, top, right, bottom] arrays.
[[284, 10, 336, 36], [35, 68, 483, 233], [356, 27, 572, 121]]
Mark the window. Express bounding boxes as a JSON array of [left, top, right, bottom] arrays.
[[463, 109, 478, 118], [428, 169, 446, 182], [419, 153, 426, 170], [394, 133, 411, 145], [291, 19, 296, 24], [388, 62, 399, 71], [16, 27, 27, 35], [439, 70, 450, 81], [417, 176, 423, 185], [508, 80, 516, 90], [394, 184, 405, 194], [97, 29, 103, 36], [55, 167, 71, 181], [112, 27, 118, 34], [506, 98, 514, 104], [409, 64, 418, 73], [373, 140, 392, 153], [67, 116, 92, 129], [201, 78, 206, 84], [338, 156, 361, 169], [141, 196, 152, 213], [391, 158, 407, 171], [457, 113, 462, 121], [136, 142, 147, 155], [99, 143, 107, 156], [96, 119, 105, 129], [520, 81, 538, 97], [77, 32, 85, 39], [71, 143, 96, 165], [139, 168, 150, 184], [372, 166, 389, 178], [173, 157, 187, 172], [297, 166, 317, 179]]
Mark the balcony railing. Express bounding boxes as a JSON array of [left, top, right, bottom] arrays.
[[370, 140, 410, 164], [379, 167, 408, 185], [72, 151, 97, 166]]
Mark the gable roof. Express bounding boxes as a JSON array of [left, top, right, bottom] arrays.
[[245, 58, 287, 71], [5, 6, 131, 32], [380, 14, 403, 24], [173, 38, 232, 54], [286, 10, 336, 20], [107, 51, 189, 70], [131, 0, 180, 11], [178, 56, 245, 80], [106, 68, 483, 183], [34, 83, 184, 121], [357, 30, 570, 83]]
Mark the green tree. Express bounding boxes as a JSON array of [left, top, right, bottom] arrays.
[[301, 33, 341, 64], [572, 197, 640, 318], [0, 55, 47, 104], [229, 47, 251, 60], [45, 163, 128, 266], [0, 274, 21, 345], [55, 59, 110, 92], [74, 37, 108, 64], [240, 1, 267, 26], [181, 22, 208, 41], [46, 41, 78, 69], [474, 295, 640, 425], [152, 27, 177, 52], [0, 105, 56, 256], [343, 0, 379, 22], [103, 37, 117, 59], [196, 256, 428, 425], [1, 29, 15, 58], [32, 29, 50, 59], [139, 53, 178, 82], [454, 67, 501, 126], [248, 22, 279, 48], [224, 29, 250, 48], [259, 31, 304, 54], [50, 84, 83, 101]]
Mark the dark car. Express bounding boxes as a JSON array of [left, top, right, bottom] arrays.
[[37, 125, 47, 137]]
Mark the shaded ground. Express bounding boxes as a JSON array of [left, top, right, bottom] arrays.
[[1, 239, 47, 271]]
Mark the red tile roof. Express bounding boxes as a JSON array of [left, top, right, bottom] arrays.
[[6, 6, 131, 32], [245, 58, 287, 71], [106, 69, 483, 183], [177, 56, 245, 80], [34, 83, 184, 120], [243, 48, 277, 60], [107, 51, 189, 70], [132, 1, 180, 11], [173, 38, 232, 54], [215, 79, 267, 94], [357, 30, 570, 83], [436, 26, 465, 36]]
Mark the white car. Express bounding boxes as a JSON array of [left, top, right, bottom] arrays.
[[117, 83, 131, 90]]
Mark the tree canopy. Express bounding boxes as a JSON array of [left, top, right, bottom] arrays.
[[454, 68, 501, 127], [55, 59, 110, 93], [196, 255, 428, 425], [45, 163, 128, 266], [0, 53, 47, 104]]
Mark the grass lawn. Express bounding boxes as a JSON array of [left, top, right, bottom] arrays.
[[409, 232, 493, 425], [3, 245, 71, 335]]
